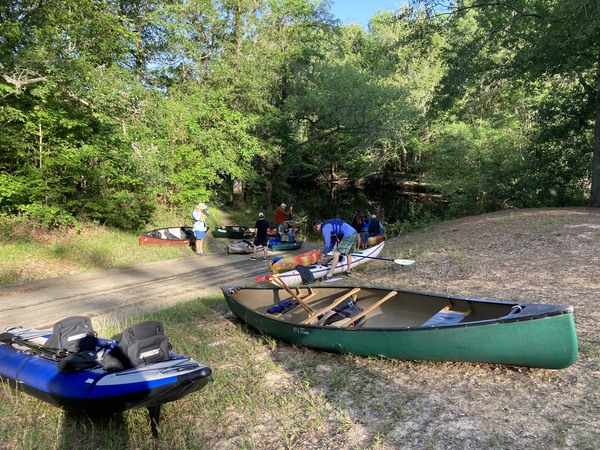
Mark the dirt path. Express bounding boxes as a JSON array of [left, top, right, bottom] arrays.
[[0, 245, 316, 330]]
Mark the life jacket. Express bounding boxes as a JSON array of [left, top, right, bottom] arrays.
[[192, 210, 207, 231], [322, 219, 346, 242]]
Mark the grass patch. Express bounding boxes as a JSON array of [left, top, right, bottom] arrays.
[[0, 220, 204, 285], [0, 295, 337, 448]]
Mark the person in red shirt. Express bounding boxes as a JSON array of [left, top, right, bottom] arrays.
[[273, 203, 292, 240]]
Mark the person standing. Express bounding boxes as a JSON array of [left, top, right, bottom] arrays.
[[351, 209, 366, 249], [361, 215, 371, 248], [250, 212, 270, 261], [313, 219, 358, 279], [368, 214, 385, 237], [192, 202, 209, 256], [274, 202, 292, 240]]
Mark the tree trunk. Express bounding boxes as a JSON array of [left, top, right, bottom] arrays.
[[232, 180, 245, 209], [265, 178, 273, 211], [591, 48, 600, 207]]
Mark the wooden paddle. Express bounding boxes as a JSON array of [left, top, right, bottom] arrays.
[[331, 290, 399, 328], [301, 287, 362, 325], [268, 274, 314, 314]]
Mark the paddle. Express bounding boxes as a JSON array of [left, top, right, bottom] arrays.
[[301, 287, 361, 325], [0, 332, 99, 371], [330, 290, 399, 328], [350, 254, 415, 265], [0, 332, 62, 358], [268, 274, 315, 314]]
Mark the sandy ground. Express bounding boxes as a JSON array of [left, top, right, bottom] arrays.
[[331, 207, 600, 449]]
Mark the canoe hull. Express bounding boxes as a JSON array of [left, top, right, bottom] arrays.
[[269, 240, 303, 251], [212, 226, 254, 239], [228, 240, 264, 254], [365, 235, 383, 246], [269, 248, 321, 273], [139, 227, 196, 246], [221, 285, 578, 369]]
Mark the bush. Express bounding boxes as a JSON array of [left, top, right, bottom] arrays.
[[17, 204, 78, 229]]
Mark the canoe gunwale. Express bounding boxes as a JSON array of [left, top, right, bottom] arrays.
[[221, 286, 574, 331]]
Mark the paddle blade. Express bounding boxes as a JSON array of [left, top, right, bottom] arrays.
[[295, 265, 315, 284], [255, 275, 266, 282], [394, 259, 415, 265], [0, 332, 16, 343]]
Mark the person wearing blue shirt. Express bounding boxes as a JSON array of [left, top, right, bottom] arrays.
[[313, 219, 357, 280], [192, 202, 209, 256]]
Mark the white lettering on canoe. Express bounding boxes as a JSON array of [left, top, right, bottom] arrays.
[[293, 327, 309, 335]]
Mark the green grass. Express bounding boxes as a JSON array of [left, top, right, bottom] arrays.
[[0, 220, 202, 285], [0, 295, 352, 449]]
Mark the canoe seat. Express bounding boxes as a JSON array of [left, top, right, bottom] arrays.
[[421, 304, 472, 327]]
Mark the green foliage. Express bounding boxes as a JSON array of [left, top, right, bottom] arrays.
[[387, 200, 441, 235], [15, 204, 77, 229], [422, 120, 526, 216], [1, 0, 598, 233]]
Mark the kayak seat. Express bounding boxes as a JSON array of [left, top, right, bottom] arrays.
[[45, 316, 98, 353], [421, 304, 473, 327], [104, 321, 171, 371]]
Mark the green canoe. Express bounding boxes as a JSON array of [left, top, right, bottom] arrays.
[[212, 226, 254, 239], [221, 285, 578, 369], [268, 239, 303, 251]]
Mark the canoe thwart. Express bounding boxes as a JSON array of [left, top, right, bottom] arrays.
[[421, 304, 473, 327], [331, 290, 399, 328], [301, 288, 362, 325]]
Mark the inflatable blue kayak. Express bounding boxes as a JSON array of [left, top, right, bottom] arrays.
[[0, 318, 212, 437]]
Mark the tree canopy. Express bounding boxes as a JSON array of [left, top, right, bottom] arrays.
[[1, 0, 598, 230]]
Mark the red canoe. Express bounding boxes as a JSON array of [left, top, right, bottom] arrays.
[[139, 227, 196, 246]]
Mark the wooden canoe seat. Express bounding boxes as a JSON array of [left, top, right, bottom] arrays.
[[421, 304, 472, 327]]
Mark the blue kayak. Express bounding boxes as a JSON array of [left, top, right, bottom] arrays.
[[0, 322, 211, 436]]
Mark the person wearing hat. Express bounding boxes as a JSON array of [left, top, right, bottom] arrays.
[[192, 202, 209, 256], [273, 202, 292, 240], [250, 212, 270, 261]]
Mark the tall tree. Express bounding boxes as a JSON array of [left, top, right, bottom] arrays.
[[413, 0, 600, 206], [0, 0, 155, 228]]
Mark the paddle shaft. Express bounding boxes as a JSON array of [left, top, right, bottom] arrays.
[[350, 254, 414, 265], [269, 275, 314, 314], [335, 290, 399, 328], [0, 332, 63, 359]]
